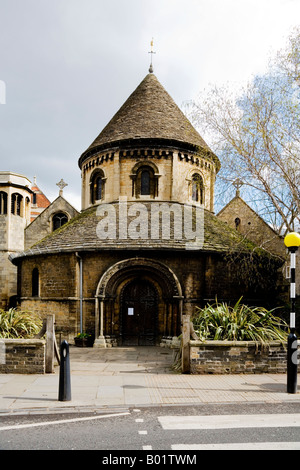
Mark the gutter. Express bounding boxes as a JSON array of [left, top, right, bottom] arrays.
[[75, 252, 83, 334]]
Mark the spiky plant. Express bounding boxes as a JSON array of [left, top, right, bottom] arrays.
[[0, 308, 42, 339], [192, 298, 288, 344]]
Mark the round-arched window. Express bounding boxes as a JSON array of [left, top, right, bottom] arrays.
[[90, 170, 105, 204], [132, 165, 158, 198], [191, 174, 204, 204], [0, 191, 7, 215], [11, 193, 23, 216]]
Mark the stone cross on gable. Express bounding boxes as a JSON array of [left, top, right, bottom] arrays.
[[233, 178, 244, 197], [57, 179, 68, 196]]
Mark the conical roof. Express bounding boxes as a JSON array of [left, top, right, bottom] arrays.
[[79, 73, 217, 168]]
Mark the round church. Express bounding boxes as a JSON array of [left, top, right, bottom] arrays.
[[11, 71, 280, 346]]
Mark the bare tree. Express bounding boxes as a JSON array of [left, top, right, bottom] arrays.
[[188, 28, 300, 235]]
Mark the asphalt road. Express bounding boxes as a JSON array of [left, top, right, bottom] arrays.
[[1, 402, 300, 452]]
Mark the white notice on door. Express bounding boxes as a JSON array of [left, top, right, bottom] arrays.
[[128, 308, 134, 316]]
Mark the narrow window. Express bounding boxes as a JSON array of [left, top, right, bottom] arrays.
[[32, 268, 39, 297], [191, 174, 204, 204], [235, 217, 241, 230], [141, 170, 150, 195], [96, 176, 103, 201], [0, 191, 7, 215], [90, 171, 105, 204], [11, 193, 23, 216]]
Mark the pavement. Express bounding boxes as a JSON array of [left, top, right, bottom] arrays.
[[0, 346, 300, 415]]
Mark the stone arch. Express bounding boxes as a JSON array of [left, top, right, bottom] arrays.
[[130, 161, 160, 199], [94, 258, 183, 346], [186, 169, 205, 205], [96, 257, 182, 298], [90, 168, 107, 204]]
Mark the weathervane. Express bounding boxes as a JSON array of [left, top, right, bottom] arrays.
[[56, 178, 68, 196], [148, 38, 156, 73]]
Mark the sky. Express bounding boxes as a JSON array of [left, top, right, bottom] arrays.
[[0, 0, 299, 210]]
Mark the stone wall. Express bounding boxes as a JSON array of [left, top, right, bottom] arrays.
[[81, 149, 216, 212], [190, 340, 287, 374], [18, 248, 280, 341], [0, 339, 45, 374]]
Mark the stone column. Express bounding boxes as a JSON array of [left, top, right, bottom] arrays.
[[181, 315, 190, 374], [94, 297, 107, 348]]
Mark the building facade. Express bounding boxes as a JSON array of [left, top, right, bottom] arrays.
[[11, 73, 283, 346], [0, 172, 32, 308], [0, 172, 78, 309]]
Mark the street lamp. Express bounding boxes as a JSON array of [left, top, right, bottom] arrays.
[[284, 232, 300, 394]]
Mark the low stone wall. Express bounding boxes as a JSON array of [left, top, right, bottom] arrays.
[[190, 340, 287, 374], [0, 339, 46, 374]]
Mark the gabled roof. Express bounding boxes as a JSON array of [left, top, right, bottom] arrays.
[[79, 74, 219, 169]]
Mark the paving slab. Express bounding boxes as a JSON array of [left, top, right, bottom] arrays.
[[0, 346, 299, 414]]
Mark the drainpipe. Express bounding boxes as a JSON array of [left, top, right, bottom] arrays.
[[75, 252, 83, 334]]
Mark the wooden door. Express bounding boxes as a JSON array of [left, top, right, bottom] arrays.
[[122, 279, 157, 345]]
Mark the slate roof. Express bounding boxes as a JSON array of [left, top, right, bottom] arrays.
[[79, 74, 219, 169], [11, 202, 263, 262]]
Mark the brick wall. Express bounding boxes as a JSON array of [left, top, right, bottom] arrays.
[[0, 339, 45, 374], [190, 340, 287, 374]]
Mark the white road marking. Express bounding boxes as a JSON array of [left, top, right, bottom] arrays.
[[172, 442, 300, 450], [159, 413, 300, 430], [0, 412, 130, 432]]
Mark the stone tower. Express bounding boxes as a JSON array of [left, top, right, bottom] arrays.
[[79, 73, 220, 212], [0, 172, 32, 308]]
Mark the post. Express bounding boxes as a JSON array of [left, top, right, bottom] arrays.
[[284, 232, 300, 394], [46, 314, 55, 373], [287, 247, 298, 393], [182, 315, 190, 374], [58, 340, 71, 401]]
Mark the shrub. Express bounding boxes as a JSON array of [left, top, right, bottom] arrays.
[[192, 298, 288, 343], [0, 308, 42, 339]]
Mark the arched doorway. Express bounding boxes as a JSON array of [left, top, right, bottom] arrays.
[[94, 258, 183, 347], [121, 278, 158, 346]]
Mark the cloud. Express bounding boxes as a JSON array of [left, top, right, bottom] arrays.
[[0, 0, 299, 210]]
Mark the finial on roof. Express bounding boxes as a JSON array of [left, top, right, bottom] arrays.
[[148, 38, 156, 73], [233, 178, 244, 197], [56, 178, 68, 197]]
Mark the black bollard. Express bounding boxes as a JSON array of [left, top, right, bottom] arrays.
[[58, 340, 71, 401]]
